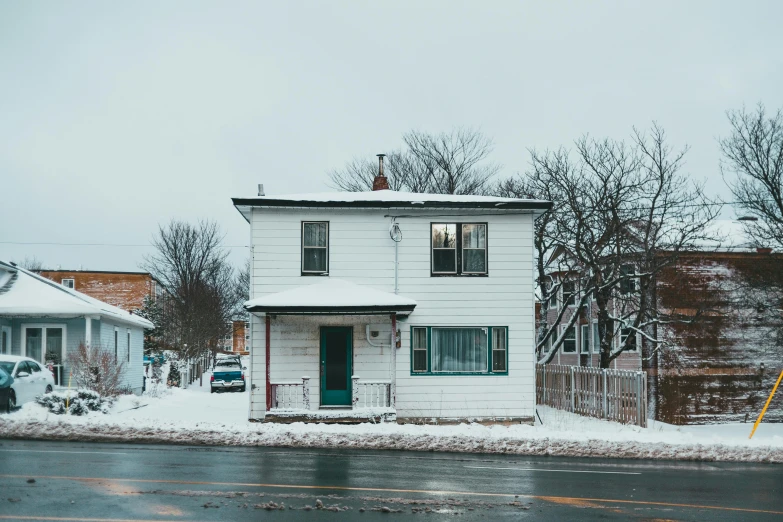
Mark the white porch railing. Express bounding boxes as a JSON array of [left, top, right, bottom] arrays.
[[271, 377, 310, 410], [352, 376, 393, 409]]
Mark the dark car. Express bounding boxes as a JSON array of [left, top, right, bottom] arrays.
[[0, 366, 14, 413]]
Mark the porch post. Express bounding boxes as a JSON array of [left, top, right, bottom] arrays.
[[265, 314, 271, 412], [85, 317, 92, 346], [390, 313, 397, 409]]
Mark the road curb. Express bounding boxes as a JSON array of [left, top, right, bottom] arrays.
[[1, 419, 781, 463]]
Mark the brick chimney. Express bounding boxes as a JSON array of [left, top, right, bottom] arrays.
[[372, 154, 390, 191]]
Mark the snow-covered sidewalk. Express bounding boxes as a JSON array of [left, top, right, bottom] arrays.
[[1, 373, 781, 463]]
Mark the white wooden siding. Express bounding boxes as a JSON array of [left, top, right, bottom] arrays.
[[249, 208, 536, 421]]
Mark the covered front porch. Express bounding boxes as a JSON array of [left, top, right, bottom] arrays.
[[245, 279, 416, 424]]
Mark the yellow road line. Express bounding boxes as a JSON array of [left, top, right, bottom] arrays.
[[1, 474, 781, 516]]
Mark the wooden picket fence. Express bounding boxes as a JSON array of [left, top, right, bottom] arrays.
[[536, 364, 648, 427]]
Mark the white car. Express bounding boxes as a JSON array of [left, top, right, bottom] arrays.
[[0, 355, 55, 410]]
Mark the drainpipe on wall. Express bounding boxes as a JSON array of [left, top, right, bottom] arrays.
[[390, 313, 397, 409]]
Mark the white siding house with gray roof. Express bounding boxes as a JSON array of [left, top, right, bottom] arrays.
[[233, 177, 550, 424]]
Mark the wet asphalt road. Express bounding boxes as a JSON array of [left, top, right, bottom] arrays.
[[0, 439, 781, 521]]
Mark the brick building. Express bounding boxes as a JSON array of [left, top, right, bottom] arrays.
[[218, 320, 250, 354], [541, 247, 783, 425], [36, 270, 164, 312]]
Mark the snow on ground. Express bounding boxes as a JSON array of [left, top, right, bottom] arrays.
[[1, 364, 781, 463]]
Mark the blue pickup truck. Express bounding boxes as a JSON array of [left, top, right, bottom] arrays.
[[210, 359, 246, 393]]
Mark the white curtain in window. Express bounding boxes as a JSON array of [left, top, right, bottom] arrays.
[[431, 328, 487, 372]]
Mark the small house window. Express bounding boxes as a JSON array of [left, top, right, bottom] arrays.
[[620, 264, 636, 295], [491, 327, 507, 372], [431, 223, 487, 276], [581, 324, 590, 353], [620, 327, 637, 351], [61, 278, 74, 289], [562, 281, 576, 307], [412, 327, 427, 372], [562, 325, 576, 353], [592, 322, 600, 353], [302, 221, 329, 274], [127, 330, 131, 362], [114, 328, 119, 363], [411, 326, 507, 375]]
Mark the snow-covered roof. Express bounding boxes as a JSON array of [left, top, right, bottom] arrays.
[[233, 189, 552, 221], [244, 279, 417, 315], [0, 261, 154, 329]]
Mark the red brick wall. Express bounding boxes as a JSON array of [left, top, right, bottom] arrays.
[[656, 252, 783, 424], [38, 271, 155, 312]]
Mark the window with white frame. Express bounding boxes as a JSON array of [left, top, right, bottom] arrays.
[[22, 325, 65, 364], [431, 223, 487, 275], [562, 281, 576, 307], [411, 326, 507, 374], [562, 325, 576, 353], [620, 327, 638, 351], [592, 321, 600, 353], [61, 278, 74, 289], [581, 324, 590, 353], [127, 329, 131, 362], [114, 327, 119, 362], [301, 221, 329, 274], [619, 264, 636, 295]]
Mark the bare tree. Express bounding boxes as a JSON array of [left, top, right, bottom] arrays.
[[513, 125, 719, 388], [142, 220, 236, 364], [404, 128, 501, 195], [14, 256, 45, 271], [720, 103, 783, 348], [328, 128, 500, 195], [721, 104, 783, 249]]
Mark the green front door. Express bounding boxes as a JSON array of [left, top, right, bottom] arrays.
[[320, 327, 352, 406]]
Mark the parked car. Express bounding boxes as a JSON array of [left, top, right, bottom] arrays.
[[210, 359, 245, 393], [0, 366, 13, 413], [0, 355, 55, 409]]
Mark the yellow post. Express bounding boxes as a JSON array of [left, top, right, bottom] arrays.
[[65, 372, 72, 411], [749, 369, 783, 439]]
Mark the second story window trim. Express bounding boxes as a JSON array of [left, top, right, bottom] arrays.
[[61, 278, 74, 289], [431, 223, 488, 276], [301, 221, 329, 276]]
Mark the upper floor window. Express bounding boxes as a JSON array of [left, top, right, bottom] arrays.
[[431, 223, 487, 276], [562, 281, 576, 306], [61, 278, 74, 289], [619, 264, 636, 295], [302, 222, 329, 275]]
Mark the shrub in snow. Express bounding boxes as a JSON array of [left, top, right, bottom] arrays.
[[35, 389, 113, 415], [66, 342, 126, 397]]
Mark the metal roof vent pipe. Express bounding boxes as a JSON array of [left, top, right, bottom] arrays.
[[372, 154, 390, 191], [258, 184, 265, 197]]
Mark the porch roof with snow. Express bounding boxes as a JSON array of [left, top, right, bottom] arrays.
[[232, 189, 552, 222], [0, 261, 154, 329], [244, 279, 417, 315]]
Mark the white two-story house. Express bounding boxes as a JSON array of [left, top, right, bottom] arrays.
[[232, 170, 551, 424]]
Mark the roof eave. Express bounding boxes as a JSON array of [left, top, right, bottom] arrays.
[[232, 198, 552, 212], [245, 304, 416, 316]]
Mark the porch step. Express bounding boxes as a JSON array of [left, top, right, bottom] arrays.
[[264, 408, 396, 424]]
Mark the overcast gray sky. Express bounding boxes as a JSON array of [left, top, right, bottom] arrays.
[[1, 1, 781, 271]]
